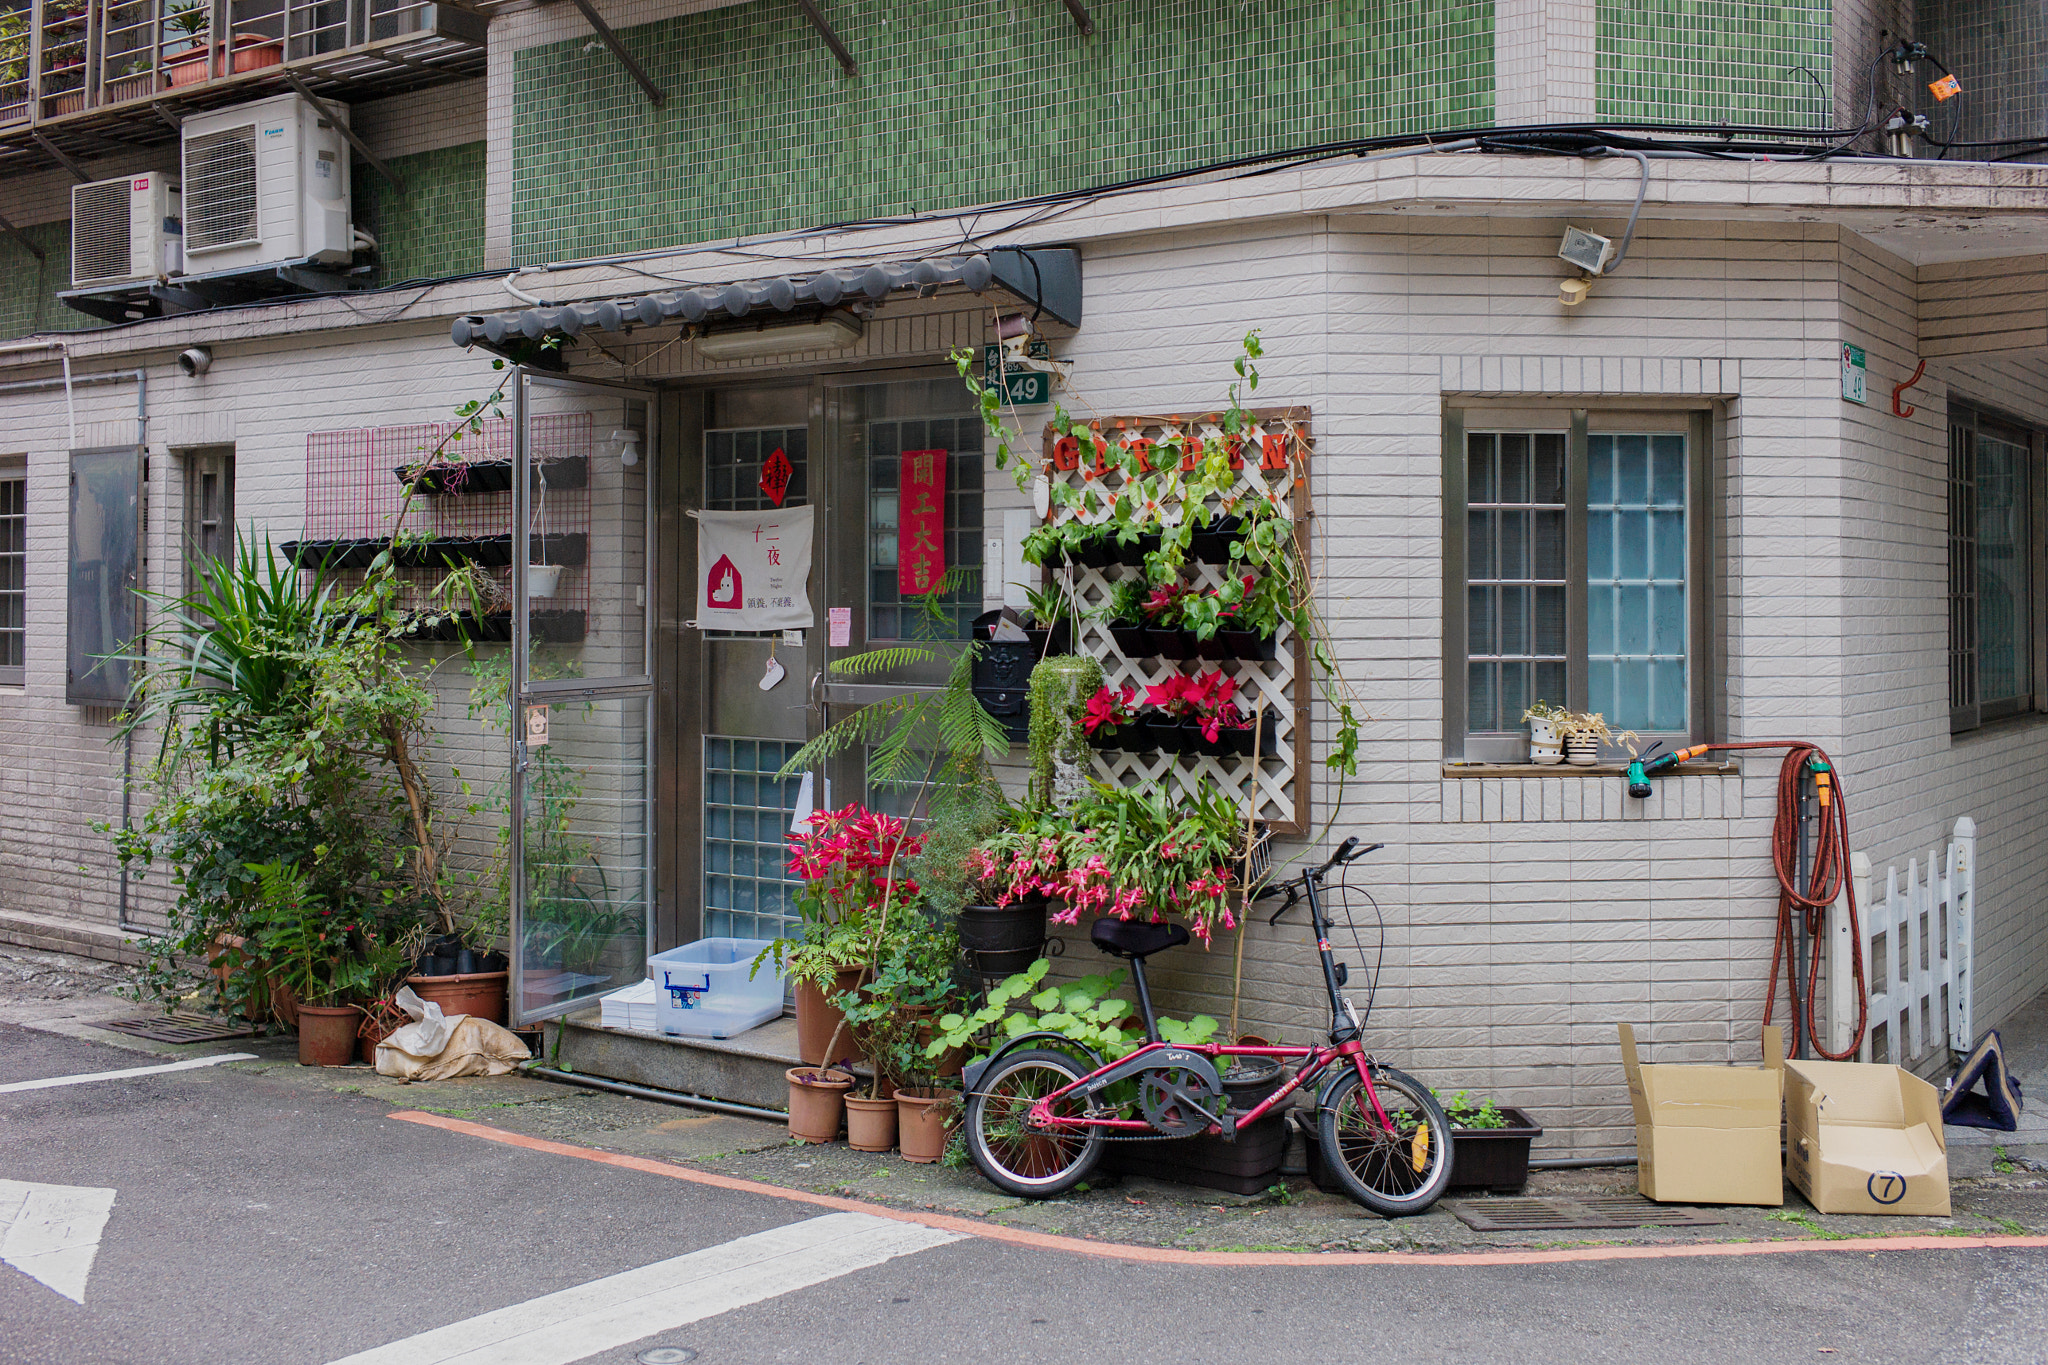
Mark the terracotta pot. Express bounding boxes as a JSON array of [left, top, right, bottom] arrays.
[[297, 1005, 360, 1067], [794, 966, 866, 1069], [786, 1067, 854, 1143], [359, 1031, 379, 1065], [405, 970, 507, 1025], [208, 933, 296, 1027], [844, 1093, 899, 1153], [895, 1087, 958, 1163], [230, 36, 283, 73]]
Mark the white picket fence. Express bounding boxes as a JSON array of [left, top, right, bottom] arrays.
[[1828, 816, 1975, 1066]]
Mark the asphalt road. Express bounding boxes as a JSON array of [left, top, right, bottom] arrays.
[[2, 1023, 2043, 1365]]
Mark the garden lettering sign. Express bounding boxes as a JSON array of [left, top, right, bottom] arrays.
[[696, 506, 814, 631], [898, 447, 946, 595]]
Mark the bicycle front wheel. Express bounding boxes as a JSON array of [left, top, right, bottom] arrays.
[[965, 1048, 1104, 1199], [1318, 1063, 1454, 1217]]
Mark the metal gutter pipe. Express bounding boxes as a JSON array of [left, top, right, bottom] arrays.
[[525, 1064, 790, 1122]]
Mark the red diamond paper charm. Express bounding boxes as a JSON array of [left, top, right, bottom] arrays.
[[759, 447, 793, 507]]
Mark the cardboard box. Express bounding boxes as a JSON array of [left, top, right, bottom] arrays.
[[1783, 1059, 1950, 1216], [1618, 1023, 1785, 1206]]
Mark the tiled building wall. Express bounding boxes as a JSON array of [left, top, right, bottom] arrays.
[[1922, 0, 2047, 146], [504, 0, 1496, 267], [1596, 0, 1835, 126], [0, 220, 94, 338], [353, 141, 489, 286]]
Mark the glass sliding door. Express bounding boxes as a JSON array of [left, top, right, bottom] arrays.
[[511, 371, 656, 1024]]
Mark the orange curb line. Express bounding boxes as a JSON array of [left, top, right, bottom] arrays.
[[388, 1110, 2048, 1268]]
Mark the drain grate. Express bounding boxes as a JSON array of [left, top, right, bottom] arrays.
[[98, 1014, 257, 1044], [1449, 1196, 1727, 1232]]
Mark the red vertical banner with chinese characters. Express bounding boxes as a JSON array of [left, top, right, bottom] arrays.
[[898, 447, 947, 596]]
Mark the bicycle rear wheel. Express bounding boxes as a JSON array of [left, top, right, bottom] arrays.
[[1318, 1063, 1454, 1217], [965, 1048, 1104, 1199]]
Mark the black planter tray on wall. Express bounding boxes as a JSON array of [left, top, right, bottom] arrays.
[[399, 609, 587, 645], [283, 533, 588, 571], [394, 455, 591, 496]]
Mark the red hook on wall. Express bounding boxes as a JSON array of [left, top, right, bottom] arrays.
[[1893, 357, 1927, 418]]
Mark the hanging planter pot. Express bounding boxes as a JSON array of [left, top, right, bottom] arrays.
[[786, 1067, 854, 1143], [1217, 628, 1278, 661], [959, 901, 1048, 976], [1146, 627, 1191, 661], [527, 564, 563, 597], [1528, 717, 1563, 764], [1144, 714, 1190, 755], [1219, 710, 1280, 758]]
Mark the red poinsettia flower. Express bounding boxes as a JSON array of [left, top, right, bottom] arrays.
[[1083, 684, 1138, 735]]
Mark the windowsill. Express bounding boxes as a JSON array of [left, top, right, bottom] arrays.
[[1441, 760, 1741, 778], [1952, 711, 2048, 745]]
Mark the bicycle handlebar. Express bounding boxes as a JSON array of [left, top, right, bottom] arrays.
[[1266, 838, 1384, 924], [1316, 838, 1382, 877]]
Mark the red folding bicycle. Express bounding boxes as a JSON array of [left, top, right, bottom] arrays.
[[961, 837, 1456, 1217]]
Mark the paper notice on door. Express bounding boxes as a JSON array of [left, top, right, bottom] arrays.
[[828, 606, 851, 648], [696, 506, 814, 631], [524, 705, 549, 748], [790, 771, 815, 833]]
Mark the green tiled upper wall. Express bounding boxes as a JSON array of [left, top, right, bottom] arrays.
[[354, 140, 488, 285], [510, 1, 1495, 265], [1597, 1, 1832, 126], [0, 220, 104, 339]]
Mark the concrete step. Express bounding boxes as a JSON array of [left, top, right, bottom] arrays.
[[550, 1009, 809, 1112], [0, 909, 150, 966]]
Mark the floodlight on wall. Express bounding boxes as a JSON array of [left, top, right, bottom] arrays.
[[1558, 226, 1614, 276], [694, 312, 863, 361]]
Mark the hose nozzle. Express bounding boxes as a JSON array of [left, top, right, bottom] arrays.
[[1626, 744, 1709, 798]]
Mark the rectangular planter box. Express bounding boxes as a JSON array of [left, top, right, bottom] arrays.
[[1297, 1106, 1544, 1195], [1105, 1108, 1291, 1196]]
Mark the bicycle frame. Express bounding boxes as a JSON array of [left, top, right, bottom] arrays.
[[1023, 841, 1399, 1140]]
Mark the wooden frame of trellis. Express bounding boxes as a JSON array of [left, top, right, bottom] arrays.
[[1040, 405, 1313, 835]]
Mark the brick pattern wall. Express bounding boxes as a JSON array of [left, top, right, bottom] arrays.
[[504, 0, 1496, 267]]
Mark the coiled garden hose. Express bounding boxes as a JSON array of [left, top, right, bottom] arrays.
[[1633, 741, 1868, 1060]]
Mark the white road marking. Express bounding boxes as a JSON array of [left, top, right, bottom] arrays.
[[0, 1180, 117, 1304], [0, 1052, 256, 1093], [327, 1211, 963, 1365]]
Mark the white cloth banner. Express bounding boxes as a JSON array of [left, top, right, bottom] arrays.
[[696, 505, 815, 631]]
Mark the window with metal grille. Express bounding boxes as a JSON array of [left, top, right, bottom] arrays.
[[71, 180, 134, 285], [0, 459, 23, 686], [1950, 405, 2040, 732], [1445, 410, 1710, 761], [183, 125, 258, 251]]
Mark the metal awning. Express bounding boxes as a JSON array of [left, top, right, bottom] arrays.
[[449, 246, 1082, 363]]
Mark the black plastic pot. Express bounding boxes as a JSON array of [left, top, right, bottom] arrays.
[[479, 950, 509, 973], [1074, 537, 1119, 569], [1218, 628, 1279, 661], [394, 454, 590, 496], [1144, 715, 1189, 755], [429, 955, 456, 977], [1190, 631, 1234, 662], [1113, 532, 1161, 567], [958, 902, 1049, 976], [454, 947, 480, 975], [1146, 627, 1191, 661], [1021, 620, 1074, 657], [1182, 718, 1230, 756], [1296, 1105, 1544, 1196], [1219, 710, 1280, 758], [1108, 621, 1152, 658], [1187, 515, 1244, 563], [1086, 726, 1126, 751]]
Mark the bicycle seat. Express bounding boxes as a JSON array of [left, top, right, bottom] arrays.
[[1090, 918, 1189, 960]]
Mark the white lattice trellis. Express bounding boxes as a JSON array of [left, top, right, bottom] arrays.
[[1041, 407, 1312, 833]]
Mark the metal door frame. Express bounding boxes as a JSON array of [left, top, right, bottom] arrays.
[[510, 368, 659, 1025]]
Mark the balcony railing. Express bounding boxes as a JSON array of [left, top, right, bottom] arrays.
[[1, 0, 486, 170]]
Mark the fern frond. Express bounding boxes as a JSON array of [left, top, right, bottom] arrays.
[[829, 646, 936, 676]]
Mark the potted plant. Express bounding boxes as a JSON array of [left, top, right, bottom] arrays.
[[831, 924, 959, 1154], [1140, 581, 1192, 661], [1099, 577, 1152, 659], [162, 0, 211, 86], [1523, 700, 1567, 764], [1550, 708, 1634, 766], [1437, 1092, 1546, 1193], [1026, 653, 1101, 808], [1082, 683, 1140, 751], [957, 814, 1061, 975], [785, 1065, 854, 1143], [1018, 581, 1075, 656], [244, 861, 403, 1067]]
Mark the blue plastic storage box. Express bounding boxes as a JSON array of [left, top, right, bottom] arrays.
[[649, 938, 783, 1039]]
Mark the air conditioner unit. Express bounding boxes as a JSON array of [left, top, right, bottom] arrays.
[[180, 92, 353, 274], [70, 173, 180, 291]]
